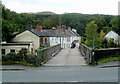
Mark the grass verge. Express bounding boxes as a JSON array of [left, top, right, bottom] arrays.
[[2, 61, 34, 67], [97, 56, 120, 65]]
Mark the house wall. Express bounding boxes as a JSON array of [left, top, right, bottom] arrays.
[[40, 37, 50, 47], [12, 30, 40, 49], [49, 37, 60, 46], [49, 36, 80, 49], [2, 44, 33, 55], [105, 31, 120, 44]]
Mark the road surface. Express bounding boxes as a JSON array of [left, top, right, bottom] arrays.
[[43, 48, 86, 66], [1, 48, 119, 83]]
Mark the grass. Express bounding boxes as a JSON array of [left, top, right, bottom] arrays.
[[97, 56, 120, 65], [2, 61, 34, 67]]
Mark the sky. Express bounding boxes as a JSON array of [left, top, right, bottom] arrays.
[[2, 0, 120, 15]]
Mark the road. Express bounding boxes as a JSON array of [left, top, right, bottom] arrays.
[[1, 48, 119, 83], [2, 65, 118, 82], [43, 48, 86, 66]]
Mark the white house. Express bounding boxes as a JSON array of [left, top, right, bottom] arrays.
[[2, 27, 80, 55], [2, 42, 34, 55], [104, 30, 120, 44]]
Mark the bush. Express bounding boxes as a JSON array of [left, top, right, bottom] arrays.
[[25, 54, 36, 64], [38, 46, 44, 49], [2, 52, 17, 61], [18, 48, 28, 61], [107, 39, 117, 48], [2, 48, 42, 67]]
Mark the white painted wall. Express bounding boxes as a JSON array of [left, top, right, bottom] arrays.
[[2, 44, 33, 55], [105, 31, 120, 44], [49, 37, 60, 46]]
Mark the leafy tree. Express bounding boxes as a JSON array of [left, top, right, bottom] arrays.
[[110, 16, 120, 35], [2, 3, 118, 42], [85, 21, 98, 48], [97, 30, 106, 48]]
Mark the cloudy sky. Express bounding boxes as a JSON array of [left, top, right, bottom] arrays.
[[2, 0, 119, 15]]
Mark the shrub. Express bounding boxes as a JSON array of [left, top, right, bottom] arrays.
[[38, 46, 44, 49], [25, 54, 36, 64], [107, 39, 117, 48], [18, 48, 28, 61], [2, 52, 17, 61]]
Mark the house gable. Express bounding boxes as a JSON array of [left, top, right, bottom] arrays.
[[105, 31, 119, 41], [11, 30, 40, 49]]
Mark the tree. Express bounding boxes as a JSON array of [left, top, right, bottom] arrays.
[[97, 30, 106, 48], [110, 16, 120, 35], [85, 21, 98, 48]]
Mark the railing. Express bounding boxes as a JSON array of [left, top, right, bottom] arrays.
[[80, 44, 93, 64], [80, 43, 120, 64], [35, 44, 61, 66]]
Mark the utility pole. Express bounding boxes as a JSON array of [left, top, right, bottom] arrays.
[[92, 36, 95, 49], [59, 16, 61, 26], [58, 15, 62, 49]]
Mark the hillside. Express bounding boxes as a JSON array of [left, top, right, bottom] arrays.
[[1, 3, 119, 42]]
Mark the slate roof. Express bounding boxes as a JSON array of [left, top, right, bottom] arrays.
[[13, 28, 80, 37]]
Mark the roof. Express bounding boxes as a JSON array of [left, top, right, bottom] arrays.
[[1, 42, 33, 45], [13, 28, 80, 37], [104, 30, 120, 42], [105, 30, 119, 39]]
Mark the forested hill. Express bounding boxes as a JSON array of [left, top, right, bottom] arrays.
[[1, 4, 120, 42]]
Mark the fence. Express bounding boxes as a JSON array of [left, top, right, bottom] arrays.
[[80, 44, 93, 64], [80, 44, 120, 64], [35, 44, 61, 66]]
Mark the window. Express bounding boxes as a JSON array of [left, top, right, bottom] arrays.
[[31, 48, 33, 54], [40, 38, 43, 44], [45, 38, 47, 44], [10, 49, 15, 53], [2, 49, 5, 54]]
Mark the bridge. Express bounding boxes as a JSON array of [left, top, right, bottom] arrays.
[[1, 44, 119, 83], [35, 43, 120, 66], [43, 47, 86, 66]]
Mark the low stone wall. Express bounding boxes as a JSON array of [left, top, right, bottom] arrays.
[[35, 44, 61, 66], [93, 48, 120, 62], [80, 44, 120, 64]]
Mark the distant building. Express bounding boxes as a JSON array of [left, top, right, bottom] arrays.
[[104, 30, 120, 44], [1, 27, 80, 55]]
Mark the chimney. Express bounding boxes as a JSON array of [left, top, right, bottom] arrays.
[[36, 25, 42, 30]]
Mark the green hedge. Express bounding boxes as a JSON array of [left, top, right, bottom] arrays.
[[2, 48, 39, 67]]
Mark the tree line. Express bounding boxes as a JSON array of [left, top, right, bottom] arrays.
[[1, 3, 120, 43]]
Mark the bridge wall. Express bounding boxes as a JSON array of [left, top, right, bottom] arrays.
[[80, 44, 120, 64], [35, 44, 61, 66]]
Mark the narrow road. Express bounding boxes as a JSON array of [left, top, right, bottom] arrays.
[[43, 48, 86, 66]]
